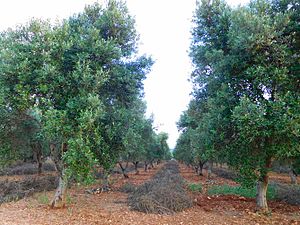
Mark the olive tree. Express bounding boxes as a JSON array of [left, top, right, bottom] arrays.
[[0, 1, 153, 208], [189, 0, 300, 211]]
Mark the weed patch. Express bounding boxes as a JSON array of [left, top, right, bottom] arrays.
[[37, 192, 50, 205], [188, 183, 202, 193], [208, 184, 277, 200]]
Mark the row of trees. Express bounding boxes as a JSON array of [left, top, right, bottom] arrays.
[[0, 1, 170, 208], [174, 0, 299, 211]]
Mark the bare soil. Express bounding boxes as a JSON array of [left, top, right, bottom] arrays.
[[0, 163, 299, 224]]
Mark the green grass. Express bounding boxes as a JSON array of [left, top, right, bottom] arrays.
[[188, 183, 203, 193], [37, 192, 74, 206], [208, 184, 277, 199], [66, 194, 72, 205], [37, 192, 50, 205]]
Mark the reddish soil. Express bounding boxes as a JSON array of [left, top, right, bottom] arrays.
[[181, 165, 300, 225], [0, 163, 299, 225]]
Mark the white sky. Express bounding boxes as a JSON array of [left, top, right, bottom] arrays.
[[0, 0, 249, 149]]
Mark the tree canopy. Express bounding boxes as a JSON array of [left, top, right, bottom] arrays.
[[0, 0, 170, 208], [175, 0, 300, 211]]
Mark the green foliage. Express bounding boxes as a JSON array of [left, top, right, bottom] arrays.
[[208, 185, 277, 200], [188, 183, 203, 193], [0, 147, 17, 167], [66, 194, 73, 205], [63, 136, 98, 184], [186, 0, 300, 209], [0, 1, 154, 186], [156, 132, 171, 161], [119, 99, 171, 165], [37, 192, 50, 205], [173, 130, 195, 166]]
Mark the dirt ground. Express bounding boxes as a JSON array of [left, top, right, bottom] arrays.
[[0, 163, 300, 225]]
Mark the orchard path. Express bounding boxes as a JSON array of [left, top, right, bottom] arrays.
[[0, 163, 299, 225]]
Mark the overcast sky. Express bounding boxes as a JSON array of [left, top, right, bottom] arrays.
[[0, 0, 249, 149]]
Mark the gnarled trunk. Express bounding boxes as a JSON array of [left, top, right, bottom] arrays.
[[256, 175, 268, 212], [133, 161, 139, 174], [256, 157, 273, 212], [289, 169, 297, 185], [198, 161, 206, 176], [194, 166, 199, 175], [207, 161, 212, 179], [118, 162, 129, 178], [102, 171, 110, 191], [50, 142, 68, 208], [32, 142, 43, 174], [37, 161, 42, 174], [36, 149, 42, 174], [51, 173, 68, 208], [150, 160, 154, 168]]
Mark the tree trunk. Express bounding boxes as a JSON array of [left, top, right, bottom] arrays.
[[150, 160, 154, 168], [133, 162, 139, 174], [207, 161, 212, 179], [256, 176, 269, 212], [51, 173, 68, 208], [118, 162, 129, 178], [50, 143, 63, 172], [37, 161, 42, 174], [198, 162, 205, 176], [32, 142, 43, 174], [289, 169, 297, 185], [256, 158, 272, 212], [102, 171, 110, 191], [50, 142, 69, 208], [36, 145, 43, 174], [144, 161, 148, 172], [195, 166, 199, 175]]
